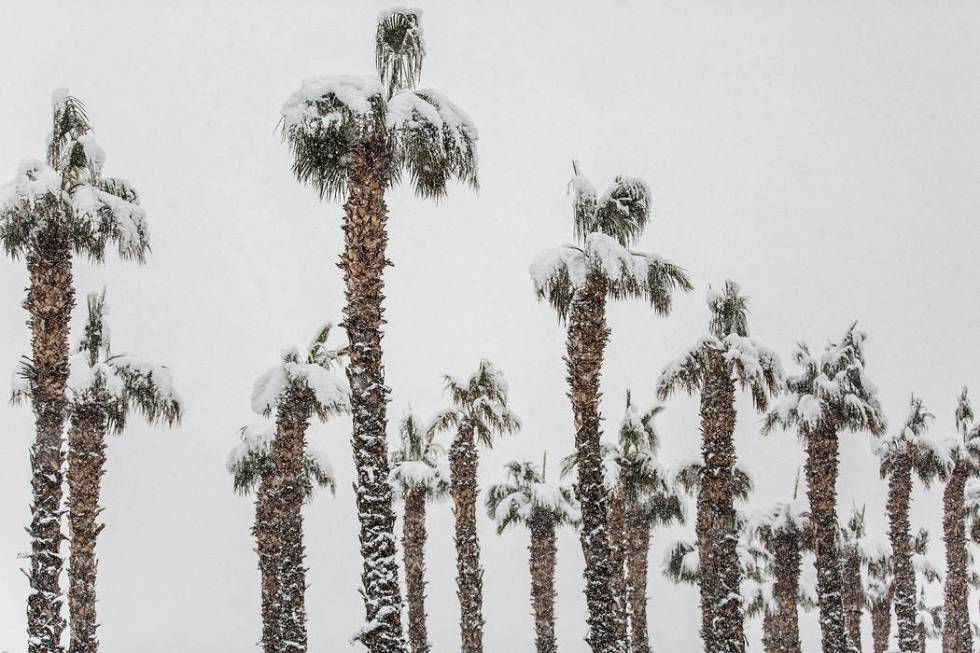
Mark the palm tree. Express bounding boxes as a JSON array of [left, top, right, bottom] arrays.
[[250, 323, 351, 653], [865, 543, 895, 653], [388, 413, 449, 653], [530, 163, 691, 652], [763, 324, 885, 653], [485, 457, 579, 653], [428, 360, 520, 653], [838, 504, 890, 652], [279, 11, 477, 650], [2, 91, 149, 653], [227, 421, 336, 653], [656, 280, 783, 653], [12, 291, 178, 653], [943, 387, 979, 653], [874, 396, 950, 653], [909, 530, 943, 653]]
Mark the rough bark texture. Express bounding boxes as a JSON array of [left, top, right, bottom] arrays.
[[530, 510, 558, 653], [805, 425, 850, 653], [607, 491, 630, 652], [769, 534, 803, 653], [697, 356, 744, 653], [403, 488, 430, 653], [625, 517, 652, 653], [943, 464, 972, 653], [885, 459, 917, 653], [26, 226, 74, 653], [342, 138, 406, 653], [762, 610, 779, 653], [870, 591, 893, 653], [255, 474, 281, 653], [841, 548, 864, 653], [268, 387, 313, 653], [449, 425, 485, 653], [66, 405, 106, 653], [565, 274, 622, 653]]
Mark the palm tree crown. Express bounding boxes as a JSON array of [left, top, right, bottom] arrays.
[[485, 458, 580, 534], [949, 387, 980, 473], [664, 512, 767, 586], [227, 421, 336, 500], [389, 412, 449, 500], [875, 396, 950, 487], [427, 359, 521, 445], [530, 164, 692, 321], [0, 90, 149, 261], [280, 9, 477, 200]]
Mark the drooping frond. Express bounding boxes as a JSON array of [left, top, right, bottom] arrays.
[[485, 458, 579, 534], [656, 337, 713, 400], [665, 514, 767, 587], [375, 8, 425, 97], [529, 245, 586, 321], [875, 395, 950, 486], [227, 422, 336, 500], [108, 353, 182, 430], [618, 390, 663, 453], [672, 457, 754, 501], [389, 412, 449, 499], [306, 322, 348, 369], [569, 164, 651, 248], [663, 539, 700, 585], [428, 359, 520, 447]]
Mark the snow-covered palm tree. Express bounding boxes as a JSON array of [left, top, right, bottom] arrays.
[[865, 542, 896, 653], [910, 530, 943, 653], [428, 360, 520, 653], [656, 280, 783, 653], [250, 324, 351, 653], [485, 457, 579, 653], [874, 396, 950, 653], [742, 547, 818, 653], [388, 413, 449, 653], [227, 422, 336, 653], [12, 291, 178, 653], [530, 163, 691, 653], [2, 91, 149, 653], [837, 504, 884, 652], [764, 324, 885, 653], [942, 387, 980, 653], [279, 11, 477, 651]]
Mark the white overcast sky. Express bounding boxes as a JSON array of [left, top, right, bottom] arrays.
[[1, 1, 979, 651]]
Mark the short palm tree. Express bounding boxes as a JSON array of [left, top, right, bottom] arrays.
[[485, 457, 579, 653], [12, 291, 178, 653], [764, 324, 885, 653], [279, 11, 477, 650], [250, 323, 351, 653], [656, 280, 783, 653], [2, 91, 149, 653], [910, 530, 943, 653], [530, 162, 691, 653], [388, 413, 449, 653], [874, 396, 950, 653], [943, 387, 980, 653], [864, 543, 895, 653], [837, 504, 883, 652], [428, 360, 520, 653], [227, 421, 336, 653], [742, 541, 818, 653]]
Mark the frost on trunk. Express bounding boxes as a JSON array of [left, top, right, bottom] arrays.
[[402, 488, 430, 653], [449, 426, 485, 653], [943, 464, 972, 653], [885, 460, 918, 653], [529, 510, 558, 653], [255, 476, 281, 653], [607, 489, 630, 651], [870, 590, 893, 653], [769, 535, 804, 653], [625, 517, 652, 653]]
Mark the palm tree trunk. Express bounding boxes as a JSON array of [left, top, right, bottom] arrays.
[[943, 463, 972, 653], [805, 424, 850, 653], [450, 425, 485, 653], [343, 137, 406, 653], [403, 488, 430, 653], [841, 548, 864, 652], [697, 358, 744, 653], [565, 273, 621, 653], [870, 592, 893, 653], [66, 405, 106, 653], [255, 473, 281, 653], [916, 622, 925, 653], [770, 535, 803, 653], [625, 516, 652, 653], [886, 459, 917, 653], [529, 510, 558, 653], [270, 390, 313, 653], [762, 610, 779, 653], [26, 228, 74, 653], [607, 490, 630, 652]]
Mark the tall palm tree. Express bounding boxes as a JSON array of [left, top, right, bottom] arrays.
[[389, 413, 449, 653], [428, 360, 520, 653], [763, 324, 885, 653], [874, 396, 950, 653], [943, 387, 979, 653], [656, 280, 783, 653], [250, 323, 351, 653], [485, 457, 579, 653], [12, 291, 179, 653], [2, 91, 149, 653], [227, 421, 336, 653], [531, 163, 691, 652], [279, 11, 477, 651]]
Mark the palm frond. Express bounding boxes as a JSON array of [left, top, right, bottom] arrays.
[[77, 289, 109, 366], [875, 395, 949, 485], [529, 245, 586, 322], [707, 279, 749, 338], [376, 8, 425, 97], [570, 165, 651, 247], [656, 338, 711, 400], [47, 90, 91, 170]]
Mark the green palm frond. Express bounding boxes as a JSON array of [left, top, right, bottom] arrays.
[[875, 395, 949, 486], [376, 8, 425, 97], [569, 163, 651, 248], [485, 458, 579, 534], [390, 412, 449, 499], [673, 459, 754, 501], [78, 289, 109, 366], [617, 253, 693, 315], [430, 360, 520, 447], [707, 279, 749, 338], [663, 539, 699, 585], [48, 91, 91, 170]]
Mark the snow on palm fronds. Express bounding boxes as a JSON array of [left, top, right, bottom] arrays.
[[569, 161, 650, 248], [751, 497, 811, 548], [389, 412, 449, 499], [656, 281, 783, 411], [764, 323, 885, 438], [874, 396, 951, 487], [250, 323, 351, 420], [426, 359, 520, 446], [664, 513, 767, 587], [280, 8, 477, 201], [12, 290, 181, 431], [1, 91, 149, 262], [485, 458, 579, 534], [948, 387, 980, 472], [742, 549, 820, 619], [226, 421, 336, 500], [671, 456, 754, 502]]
